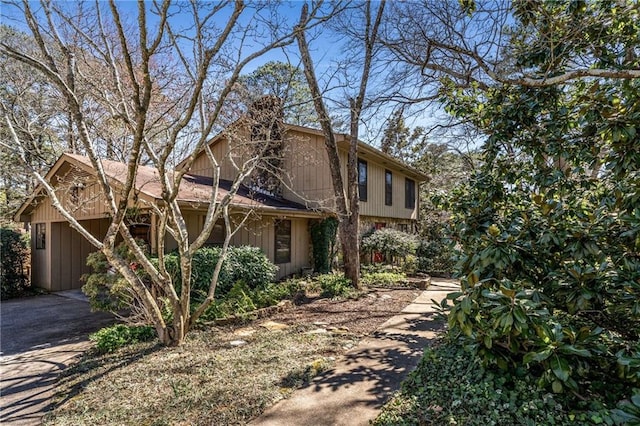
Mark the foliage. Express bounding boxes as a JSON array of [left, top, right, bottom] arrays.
[[0, 225, 29, 299], [438, 0, 640, 409], [159, 246, 278, 302], [196, 279, 305, 322], [416, 239, 455, 274], [361, 228, 418, 265], [310, 217, 339, 274], [82, 242, 144, 313], [375, 340, 630, 426], [316, 273, 354, 299], [90, 324, 155, 354], [361, 271, 406, 288], [237, 61, 317, 127]]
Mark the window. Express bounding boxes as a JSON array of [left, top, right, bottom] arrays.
[[358, 159, 368, 201], [385, 170, 393, 206], [205, 219, 226, 246], [405, 178, 416, 209], [35, 223, 46, 249], [274, 219, 291, 264]]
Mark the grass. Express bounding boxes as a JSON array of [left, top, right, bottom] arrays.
[[44, 324, 361, 426]]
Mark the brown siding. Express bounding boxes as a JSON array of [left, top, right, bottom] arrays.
[[281, 130, 335, 208], [188, 138, 239, 180], [31, 222, 50, 289], [358, 161, 418, 220], [180, 212, 310, 279], [186, 127, 420, 221], [48, 218, 109, 291]]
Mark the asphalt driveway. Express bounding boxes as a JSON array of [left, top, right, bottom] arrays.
[[1, 292, 116, 425]]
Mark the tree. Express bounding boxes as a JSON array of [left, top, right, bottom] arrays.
[[1, 0, 330, 346], [437, 0, 640, 401], [295, 1, 385, 289], [238, 61, 317, 127], [0, 25, 66, 221]]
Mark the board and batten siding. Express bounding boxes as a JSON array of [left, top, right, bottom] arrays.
[[355, 157, 418, 220], [186, 127, 420, 222], [168, 213, 310, 279]]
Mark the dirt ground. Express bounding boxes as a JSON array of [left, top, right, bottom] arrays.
[[266, 287, 423, 335]]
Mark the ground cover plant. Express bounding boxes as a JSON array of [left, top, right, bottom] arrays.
[[375, 339, 633, 426]]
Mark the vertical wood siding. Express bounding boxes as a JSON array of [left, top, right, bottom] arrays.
[[48, 218, 109, 291]]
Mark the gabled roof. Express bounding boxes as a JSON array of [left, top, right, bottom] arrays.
[[14, 153, 316, 221]]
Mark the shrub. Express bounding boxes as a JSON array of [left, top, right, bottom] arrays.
[[199, 279, 304, 321], [361, 228, 418, 265], [316, 273, 353, 298], [90, 324, 155, 353], [1, 225, 30, 299], [82, 242, 142, 313], [361, 271, 406, 287], [416, 239, 455, 274], [310, 217, 338, 273], [162, 246, 278, 300], [375, 340, 629, 426]]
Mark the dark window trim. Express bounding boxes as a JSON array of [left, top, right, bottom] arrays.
[[274, 219, 291, 264], [35, 223, 46, 250], [385, 170, 393, 206], [405, 178, 416, 209], [358, 158, 368, 202]]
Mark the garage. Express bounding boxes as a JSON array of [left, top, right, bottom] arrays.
[[49, 218, 110, 291]]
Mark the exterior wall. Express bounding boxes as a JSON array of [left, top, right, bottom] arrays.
[[31, 174, 113, 223], [356, 158, 418, 220], [173, 212, 311, 279], [188, 128, 421, 221], [31, 218, 109, 291], [187, 138, 238, 180], [280, 129, 335, 208], [30, 222, 50, 289]]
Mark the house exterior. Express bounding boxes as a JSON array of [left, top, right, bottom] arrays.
[[15, 123, 428, 291]]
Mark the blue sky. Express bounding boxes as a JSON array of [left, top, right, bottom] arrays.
[[0, 1, 460, 150]]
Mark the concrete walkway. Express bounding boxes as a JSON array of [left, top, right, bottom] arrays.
[[252, 278, 459, 426]]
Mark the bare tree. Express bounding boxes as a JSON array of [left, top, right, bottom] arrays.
[[0, 0, 332, 346], [296, 1, 385, 289]]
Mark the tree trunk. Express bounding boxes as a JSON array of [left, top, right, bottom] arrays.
[[339, 215, 360, 289]]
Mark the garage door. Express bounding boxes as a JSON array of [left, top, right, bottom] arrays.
[[50, 218, 110, 291]]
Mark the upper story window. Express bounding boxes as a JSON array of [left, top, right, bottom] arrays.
[[358, 159, 368, 202], [405, 178, 416, 209], [385, 170, 392, 206], [35, 223, 46, 249], [274, 219, 291, 264]]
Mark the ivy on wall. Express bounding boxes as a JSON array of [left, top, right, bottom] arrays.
[[310, 217, 338, 274]]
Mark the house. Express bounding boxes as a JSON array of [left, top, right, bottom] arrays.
[[14, 120, 428, 292]]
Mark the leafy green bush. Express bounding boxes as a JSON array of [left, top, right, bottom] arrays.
[[161, 246, 278, 300], [416, 239, 455, 274], [361, 228, 418, 265], [316, 273, 353, 298], [82, 243, 142, 313], [361, 272, 406, 287], [0, 225, 29, 299], [199, 279, 304, 321], [375, 340, 628, 426], [90, 324, 155, 353]]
